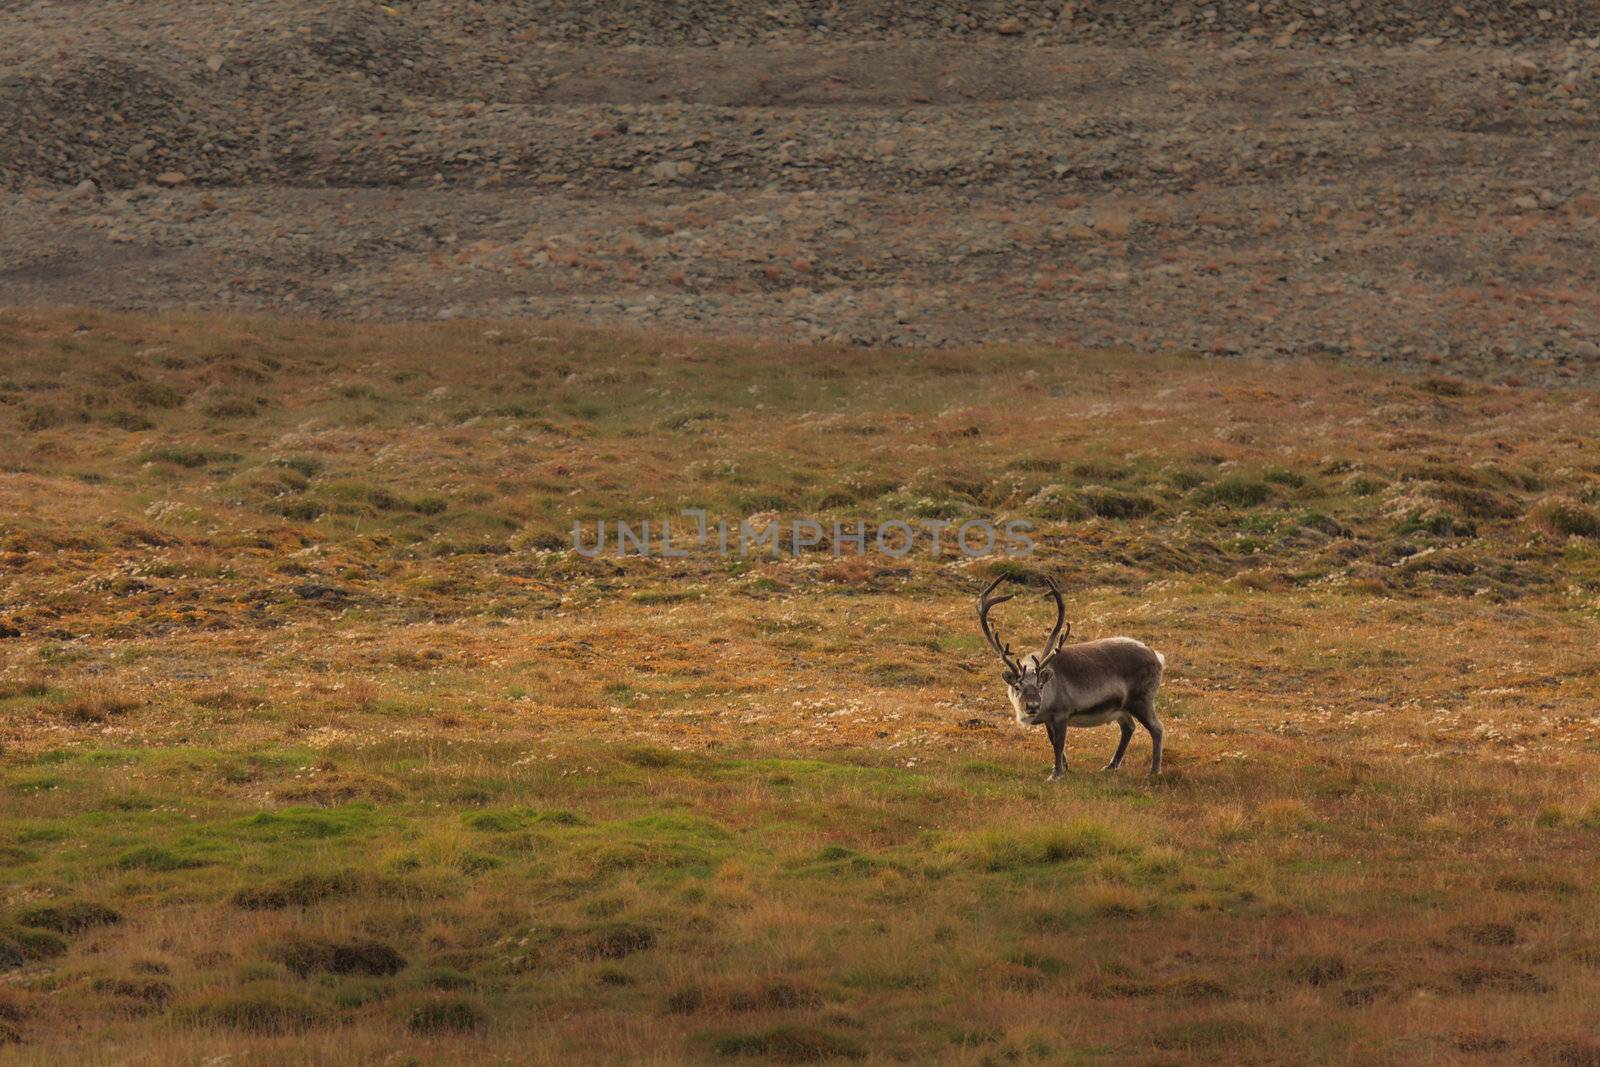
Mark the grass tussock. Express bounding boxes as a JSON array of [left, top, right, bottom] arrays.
[[91, 976, 175, 1011], [711, 1025, 864, 1063], [1195, 477, 1274, 507], [0, 679, 50, 701], [113, 845, 209, 871], [1153, 1017, 1266, 1051], [55, 692, 142, 724], [407, 995, 486, 1034], [0, 927, 68, 968], [944, 820, 1129, 872], [181, 985, 326, 1034], [231, 871, 363, 910], [13, 901, 121, 934], [268, 936, 407, 977], [1531, 496, 1600, 539]]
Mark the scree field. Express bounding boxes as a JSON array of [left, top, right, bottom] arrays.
[[2, 309, 1600, 1065]]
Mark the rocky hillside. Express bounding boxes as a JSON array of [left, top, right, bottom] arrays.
[[2, 0, 1597, 381]]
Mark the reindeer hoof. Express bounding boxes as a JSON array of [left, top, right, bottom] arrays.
[[1101, 763, 1120, 772], [1047, 771, 1065, 782]]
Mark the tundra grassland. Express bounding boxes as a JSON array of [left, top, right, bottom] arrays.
[[3, 309, 1600, 1065]]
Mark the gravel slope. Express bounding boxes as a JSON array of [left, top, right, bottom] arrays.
[[2, 1, 1598, 382]]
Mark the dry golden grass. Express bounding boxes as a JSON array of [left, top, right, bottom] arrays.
[[1, 309, 1600, 1064]]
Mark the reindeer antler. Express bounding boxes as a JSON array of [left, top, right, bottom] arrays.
[[1040, 574, 1070, 652], [976, 574, 1023, 677]]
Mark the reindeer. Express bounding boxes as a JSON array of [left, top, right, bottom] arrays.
[[977, 574, 1166, 778]]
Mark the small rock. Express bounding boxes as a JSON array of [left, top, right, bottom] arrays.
[[73, 178, 98, 198], [1506, 58, 1540, 82], [290, 583, 353, 603], [996, 18, 1024, 34], [154, 171, 188, 187], [206, 53, 224, 72]]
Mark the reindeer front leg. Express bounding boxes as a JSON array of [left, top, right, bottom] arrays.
[[1046, 720, 1067, 781]]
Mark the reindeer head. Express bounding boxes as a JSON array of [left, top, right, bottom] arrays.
[[977, 574, 1070, 726]]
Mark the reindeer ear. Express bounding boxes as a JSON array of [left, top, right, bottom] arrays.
[[1001, 671, 1018, 686]]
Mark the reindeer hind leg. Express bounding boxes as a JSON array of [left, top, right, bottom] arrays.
[[1124, 696, 1163, 776], [1104, 713, 1135, 771]]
